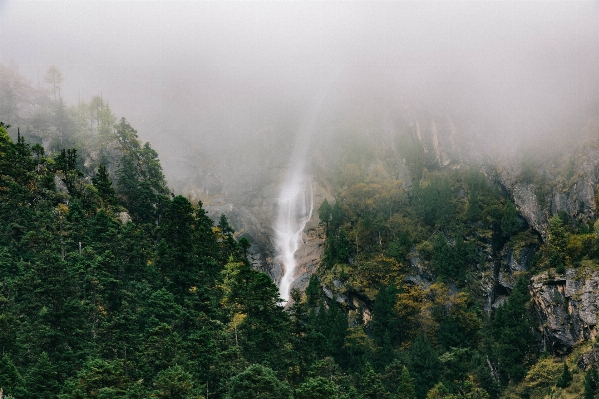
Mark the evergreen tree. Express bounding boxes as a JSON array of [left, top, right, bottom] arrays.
[[407, 334, 441, 399], [305, 274, 320, 307], [548, 215, 568, 273], [395, 366, 416, 399], [227, 364, 292, 399], [319, 198, 332, 231], [357, 363, 388, 399], [584, 365, 598, 399], [25, 352, 60, 399], [555, 362, 573, 388], [432, 233, 452, 280], [61, 358, 128, 398], [152, 365, 198, 399], [295, 377, 338, 399], [370, 283, 399, 346], [501, 201, 520, 237], [92, 164, 117, 206], [491, 276, 534, 384], [0, 354, 25, 398], [156, 196, 196, 294]]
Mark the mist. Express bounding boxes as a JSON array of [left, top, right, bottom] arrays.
[[1, 1, 599, 181]]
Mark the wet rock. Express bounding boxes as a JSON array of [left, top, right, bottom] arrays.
[[531, 269, 599, 354], [322, 285, 348, 304], [511, 183, 547, 237]]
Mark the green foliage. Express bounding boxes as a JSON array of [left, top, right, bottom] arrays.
[[395, 366, 416, 399], [548, 215, 568, 272], [5, 76, 599, 399], [227, 364, 292, 399], [501, 202, 520, 237], [555, 362, 573, 388], [584, 365, 599, 399], [25, 352, 60, 399], [305, 274, 320, 307], [490, 277, 535, 385], [115, 118, 170, 226], [408, 334, 441, 399], [295, 377, 338, 399], [357, 363, 389, 399], [319, 198, 332, 229], [413, 174, 455, 227], [61, 358, 127, 398], [92, 164, 117, 206], [370, 283, 399, 346], [0, 354, 25, 398], [152, 365, 199, 399]]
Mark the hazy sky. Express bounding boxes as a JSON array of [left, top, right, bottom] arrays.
[[1, 1, 599, 171]]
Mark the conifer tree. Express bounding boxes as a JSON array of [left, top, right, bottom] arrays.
[[408, 333, 441, 399], [0, 354, 25, 398], [371, 283, 399, 346], [227, 364, 293, 399], [357, 362, 388, 399], [395, 366, 416, 399], [305, 274, 320, 307], [501, 201, 520, 237], [556, 362, 573, 388], [25, 352, 60, 399], [491, 276, 534, 384], [548, 215, 568, 273], [584, 365, 599, 399], [319, 198, 332, 231], [92, 164, 117, 206], [295, 377, 338, 399]]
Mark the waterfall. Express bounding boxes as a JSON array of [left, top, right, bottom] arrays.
[[274, 174, 314, 303], [273, 95, 321, 303], [273, 69, 342, 303]]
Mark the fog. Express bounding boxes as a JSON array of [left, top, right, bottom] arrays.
[[2, 1, 599, 179]]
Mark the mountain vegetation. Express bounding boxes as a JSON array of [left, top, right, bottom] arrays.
[[2, 63, 599, 399]]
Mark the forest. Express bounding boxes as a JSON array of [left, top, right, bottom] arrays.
[[2, 61, 599, 399]]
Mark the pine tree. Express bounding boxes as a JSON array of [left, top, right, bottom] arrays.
[[227, 364, 292, 399], [408, 333, 441, 399], [584, 365, 598, 399], [305, 274, 320, 307], [371, 283, 399, 346], [395, 366, 416, 399], [501, 201, 520, 237], [92, 164, 117, 206], [431, 233, 453, 280], [152, 365, 197, 399], [295, 377, 338, 399], [25, 352, 60, 399], [358, 363, 389, 399], [556, 362, 573, 388], [156, 196, 197, 294], [0, 354, 25, 398], [491, 276, 534, 384], [548, 215, 568, 273], [318, 198, 332, 231]]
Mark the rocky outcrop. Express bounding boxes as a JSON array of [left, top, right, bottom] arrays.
[[531, 268, 599, 354], [511, 183, 547, 237], [483, 243, 536, 312], [496, 137, 599, 238]]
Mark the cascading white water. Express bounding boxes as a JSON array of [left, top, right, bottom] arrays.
[[273, 69, 342, 303], [274, 175, 314, 303]]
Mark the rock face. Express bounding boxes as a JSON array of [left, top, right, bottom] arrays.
[[496, 140, 599, 239], [178, 147, 333, 292], [531, 268, 599, 354], [510, 183, 547, 237]]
